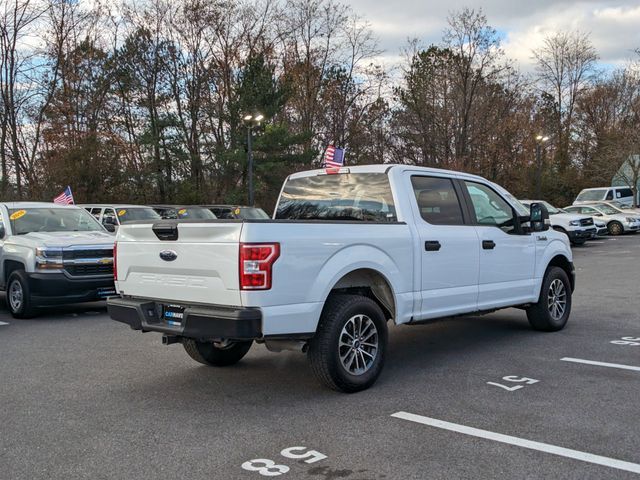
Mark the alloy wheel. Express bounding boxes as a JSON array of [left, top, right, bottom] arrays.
[[338, 314, 379, 375], [547, 279, 567, 321]]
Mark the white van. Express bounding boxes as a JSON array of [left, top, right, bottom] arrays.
[[573, 186, 636, 206]]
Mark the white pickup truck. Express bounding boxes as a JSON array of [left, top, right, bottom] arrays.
[[108, 165, 575, 392], [0, 202, 115, 318]]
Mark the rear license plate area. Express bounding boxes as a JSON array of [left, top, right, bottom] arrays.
[[97, 287, 116, 298], [162, 304, 185, 326]]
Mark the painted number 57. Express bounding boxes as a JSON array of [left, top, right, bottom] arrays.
[[242, 447, 327, 476], [487, 376, 539, 392]]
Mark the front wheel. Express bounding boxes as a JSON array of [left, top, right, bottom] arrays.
[[608, 221, 623, 236], [526, 267, 572, 331], [6, 270, 36, 319], [308, 294, 388, 393], [182, 339, 252, 366]]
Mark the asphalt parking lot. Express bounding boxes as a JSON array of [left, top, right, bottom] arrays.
[[1, 235, 639, 480]]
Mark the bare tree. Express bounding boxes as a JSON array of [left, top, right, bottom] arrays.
[[533, 31, 598, 171]]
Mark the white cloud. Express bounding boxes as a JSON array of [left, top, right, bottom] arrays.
[[347, 0, 640, 72]]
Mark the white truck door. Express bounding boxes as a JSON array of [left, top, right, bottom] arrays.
[[462, 181, 536, 309], [406, 173, 480, 319]]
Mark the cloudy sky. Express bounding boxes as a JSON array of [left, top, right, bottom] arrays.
[[347, 0, 640, 71]]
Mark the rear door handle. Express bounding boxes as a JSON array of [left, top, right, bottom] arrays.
[[425, 241, 441, 252], [482, 240, 496, 250]]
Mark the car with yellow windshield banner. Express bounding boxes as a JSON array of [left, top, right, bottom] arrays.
[[0, 202, 115, 318]]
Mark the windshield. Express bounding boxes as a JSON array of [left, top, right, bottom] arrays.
[[540, 201, 562, 215], [276, 173, 397, 222], [175, 207, 216, 220], [116, 207, 161, 223], [607, 201, 631, 211], [576, 189, 607, 201], [238, 207, 270, 219], [593, 204, 618, 215], [9, 207, 105, 234]]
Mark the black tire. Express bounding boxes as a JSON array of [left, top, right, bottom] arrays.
[[526, 266, 572, 332], [308, 294, 388, 393], [182, 339, 252, 366], [571, 238, 586, 246], [6, 270, 36, 319], [608, 221, 623, 236]]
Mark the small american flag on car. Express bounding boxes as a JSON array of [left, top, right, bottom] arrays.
[[323, 145, 345, 168], [53, 186, 74, 205]]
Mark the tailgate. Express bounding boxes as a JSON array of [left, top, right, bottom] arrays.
[[115, 222, 243, 306]]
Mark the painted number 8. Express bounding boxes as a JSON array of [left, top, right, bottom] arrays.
[[241, 459, 290, 477]]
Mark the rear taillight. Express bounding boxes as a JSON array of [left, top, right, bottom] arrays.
[[239, 243, 280, 290], [113, 242, 118, 281]]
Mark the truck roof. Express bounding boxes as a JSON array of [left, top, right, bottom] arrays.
[[1, 202, 79, 209], [287, 164, 486, 182], [79, 204, 154, 208]]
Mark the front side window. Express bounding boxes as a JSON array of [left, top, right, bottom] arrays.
[[276, 173, 397, 222], [464, 181, 516, 233], [8, 208, 104, 234], [411, 176, 464, 225], [606, 190, 614, 200]]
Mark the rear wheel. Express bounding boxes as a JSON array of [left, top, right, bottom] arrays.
[[182, 339, 252, 366], [6, 270, 36, 319], [526, 266, 572, 332], [608, 221, 623, 236], [308, 294, 388, 393]]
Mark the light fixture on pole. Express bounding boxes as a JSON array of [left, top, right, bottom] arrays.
[[243, 113, 264, 207], [535, 134, 550, 199]]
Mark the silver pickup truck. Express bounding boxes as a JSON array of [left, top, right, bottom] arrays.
[[0, 202, 115, 318]]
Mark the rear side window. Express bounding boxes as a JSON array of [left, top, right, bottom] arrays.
[[276, 173, 396, 222], [616, 188, 633, 198], [411, 176, 464, 225]]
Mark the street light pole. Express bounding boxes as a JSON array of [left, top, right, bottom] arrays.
[[247, 125, 254, 207], [243, 113, 264, 207], [535, 135, 549, 199], [535, 143, 542, 199]]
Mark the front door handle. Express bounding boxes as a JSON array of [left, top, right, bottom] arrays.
[[425, 240, 441, 252], [482, 240, 496, 250]]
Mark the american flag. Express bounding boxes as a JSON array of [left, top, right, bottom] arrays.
[[323, 145, 345, 168], [53, 186, 74, 205]]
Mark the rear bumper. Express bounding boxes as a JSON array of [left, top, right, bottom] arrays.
[[107, 296, 262, 340], [26, 272, 115, 305]]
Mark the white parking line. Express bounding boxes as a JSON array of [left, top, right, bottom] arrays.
[[391, 412, 640, 475], [0, 321, 9, 326], [561, 357, 640, 372]]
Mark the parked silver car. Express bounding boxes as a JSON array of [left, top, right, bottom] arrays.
[[564, 203, 640, 235]]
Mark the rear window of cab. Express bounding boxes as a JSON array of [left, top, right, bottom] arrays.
[[276, 173, 397, 222]]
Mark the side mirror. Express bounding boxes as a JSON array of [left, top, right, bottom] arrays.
[[529, 202, 550, 232], [104, 223, 117, 233], [0, 224, 5, 238]]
